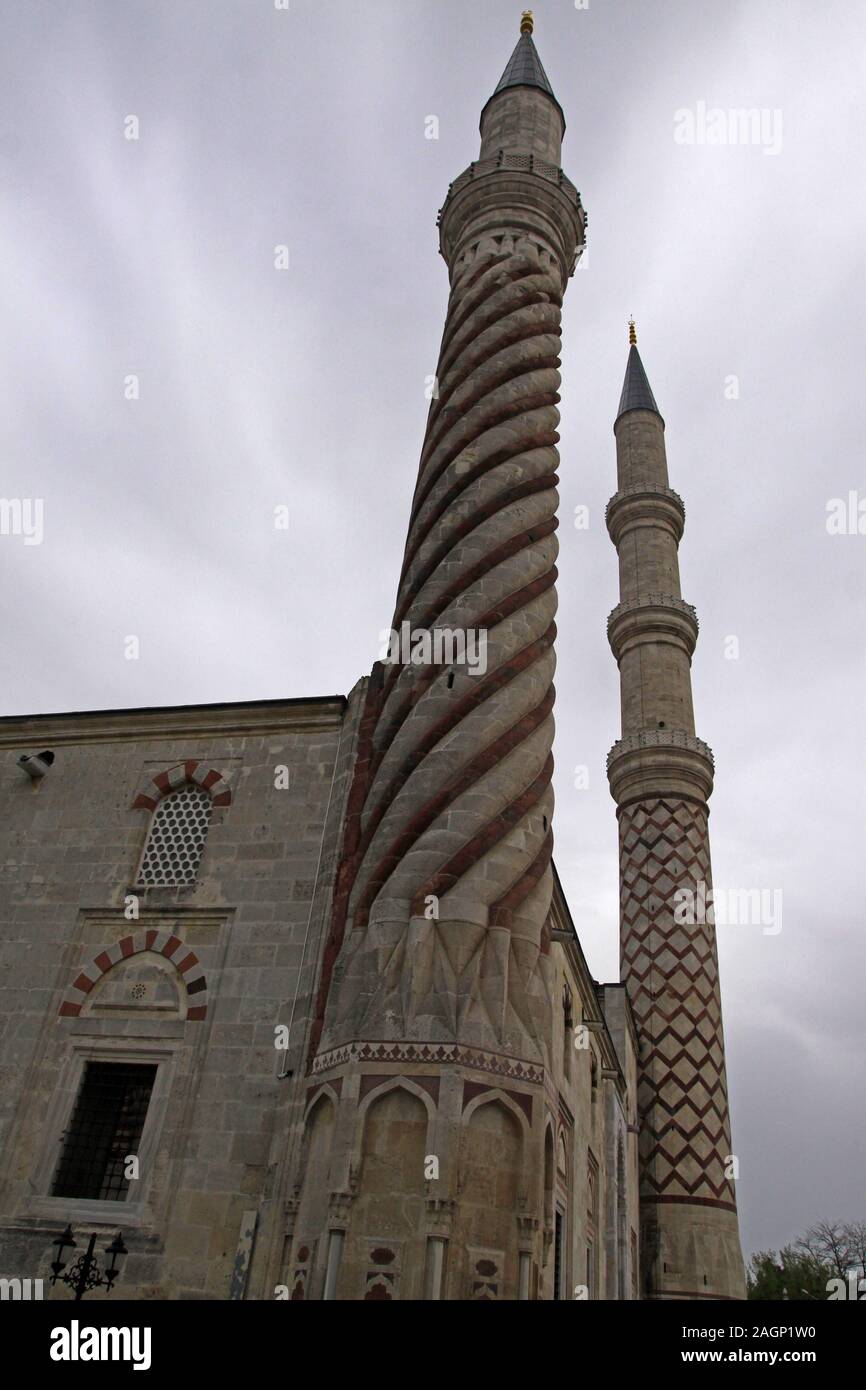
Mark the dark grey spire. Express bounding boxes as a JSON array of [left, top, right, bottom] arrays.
[[494, 32, 556, 101], [616, 339, 662, 424], [480, 17, 565, 134]]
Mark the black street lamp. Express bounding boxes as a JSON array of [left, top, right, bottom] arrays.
[[50, 1225, 127, 1300]]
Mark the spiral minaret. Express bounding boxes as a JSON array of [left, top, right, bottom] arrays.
[[292, 18, 585, 1300], [313, 15, 585, 1065], [606, 324, 746, 1299]]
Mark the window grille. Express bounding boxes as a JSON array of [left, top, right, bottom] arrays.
[[52, 1061, 157, 1201], [137, 783, 212, 886]]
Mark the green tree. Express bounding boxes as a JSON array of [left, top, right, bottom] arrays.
[[747, 1245, 832, 1300]]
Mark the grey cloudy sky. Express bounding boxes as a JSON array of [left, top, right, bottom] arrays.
[[1, 0, 863, 1261]]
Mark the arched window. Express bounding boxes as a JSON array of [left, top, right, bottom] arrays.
[[136, 784, 212, 887]]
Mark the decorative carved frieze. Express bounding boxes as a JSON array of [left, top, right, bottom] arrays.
[[310, 1040, 544, 1086]]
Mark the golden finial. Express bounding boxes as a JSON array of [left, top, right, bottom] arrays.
[[628, 317, 637, 346], [520, 10, 534, 35]]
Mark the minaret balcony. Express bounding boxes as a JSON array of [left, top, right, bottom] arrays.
[[605, 484, 685, 547], [440, 152, 581, 206], [606, 594, 699, 663], [437, 158, 586, 281], [606, 729, 715, 805]]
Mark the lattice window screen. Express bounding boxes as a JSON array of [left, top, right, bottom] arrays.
[[137, 784, 212, 886]]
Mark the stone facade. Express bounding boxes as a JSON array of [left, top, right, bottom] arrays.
[[0, 697, 353, 1299], [0, 695, 638, 1300]]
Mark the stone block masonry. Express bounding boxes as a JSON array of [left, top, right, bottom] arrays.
[[0, 696, 354, 1300]]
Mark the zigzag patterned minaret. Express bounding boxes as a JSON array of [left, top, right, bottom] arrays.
[[606, 323, 746, 1299]]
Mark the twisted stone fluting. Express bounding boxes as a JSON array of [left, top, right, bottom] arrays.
[[318, 231, 575, 1057], [359, 246, 563, 909]]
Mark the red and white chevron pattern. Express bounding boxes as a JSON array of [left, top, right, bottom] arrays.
[[619, 796, 736, 1209]]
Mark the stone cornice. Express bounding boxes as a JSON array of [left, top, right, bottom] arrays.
[[607, 593, 699, 662], [441, 153, 581, 206], [437, 163, 586, 282], [0, 696, 346, 747], [606, 728, 715, 805], [309, 1040, 545, 1086], [613, 406, 667, 435], [606, 484, 685, 547]]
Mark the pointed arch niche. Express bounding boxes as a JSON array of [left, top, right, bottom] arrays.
[[350, 1082, 431, 1301], [288, 1090, 338, 1301], [458, 1092, 526, 1299]]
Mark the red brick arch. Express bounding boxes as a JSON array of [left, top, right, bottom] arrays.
[[58, 929, 208, 1021], [131, 761, 232, 811]]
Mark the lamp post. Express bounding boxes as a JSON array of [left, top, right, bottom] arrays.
[[50, 1226, 127, 1300]]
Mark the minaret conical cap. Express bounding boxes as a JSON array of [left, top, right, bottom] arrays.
[[480, 17, 565, 134], [616, 322, 662, 424]]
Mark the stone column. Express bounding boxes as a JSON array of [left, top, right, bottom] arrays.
[[320, 44, 585, 1068], [296, 21, 586, 1301], [606, 331, 746, 1299]]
